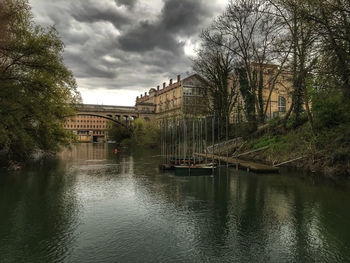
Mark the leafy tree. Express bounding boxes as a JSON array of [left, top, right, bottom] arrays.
[[107, 121, 131, 144], [108, 119, 160, 148], [0, 0, 81, 167]]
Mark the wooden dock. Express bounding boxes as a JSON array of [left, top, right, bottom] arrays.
[[196, 153, 279, 173]]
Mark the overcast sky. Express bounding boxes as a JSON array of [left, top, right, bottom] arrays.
[[30, 0, 227, 106]]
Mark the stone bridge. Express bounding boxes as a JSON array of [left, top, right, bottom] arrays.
[[76, 104, 155, 124]]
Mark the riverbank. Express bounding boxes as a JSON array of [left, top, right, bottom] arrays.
[[227, 121, 350, 177]]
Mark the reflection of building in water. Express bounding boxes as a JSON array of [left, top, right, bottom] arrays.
[[60, 143, 109, 161]]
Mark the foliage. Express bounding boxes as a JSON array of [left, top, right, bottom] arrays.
[[0, 0, 81, 167], [312, 91, 350, 129], [300, 0, 350, 100], [108, 119, 160, 148], [107, 121, 131, 144], [130, 119, 160, 148], [236, 67, 256, 125]]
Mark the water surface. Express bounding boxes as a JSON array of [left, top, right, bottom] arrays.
[[1, 143, 350, 262]]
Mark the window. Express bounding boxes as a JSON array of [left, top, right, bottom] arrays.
[[183, 87, 192, 95], [173, 91, 176, 96], [278, 96, 286, 112]]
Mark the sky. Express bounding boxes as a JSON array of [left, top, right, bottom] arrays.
[[29, 0, 227, 106]]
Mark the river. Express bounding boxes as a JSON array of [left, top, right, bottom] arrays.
[[0, 143, 350, 262]]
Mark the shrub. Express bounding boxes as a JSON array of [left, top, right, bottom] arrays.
[[312, 90, 350, 129]]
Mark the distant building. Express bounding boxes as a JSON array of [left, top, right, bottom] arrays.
[[63, 104, 154, 142], [64, 114, 109, 142], [135, 74, 208, 120], [64, 67, 293, 142]]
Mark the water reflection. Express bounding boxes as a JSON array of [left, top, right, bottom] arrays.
[[0, 159, 79, 263], [0, 144, 349, 262]]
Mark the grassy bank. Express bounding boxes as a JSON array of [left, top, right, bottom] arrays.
[[234, 120, 350, 177]]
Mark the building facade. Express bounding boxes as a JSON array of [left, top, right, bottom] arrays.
[[229, 64, 293, 122], [64, 114, 110, 142], [135, 74, 208, 121]]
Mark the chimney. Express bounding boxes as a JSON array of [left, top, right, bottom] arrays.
[[163, 82, 166, 88], [169, 79, 173, 85], [177, 74, 181, 82], [136, 96, 139, 100], [157, 85, 160, 91], [145, 92, 147, 97], [141, 94, 143, 98]]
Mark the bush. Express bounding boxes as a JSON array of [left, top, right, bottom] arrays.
[[108, 119, 160, 148], [312, 90, 350, 129], [131, 119, 160, 148]]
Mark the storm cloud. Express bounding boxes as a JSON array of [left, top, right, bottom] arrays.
[[30, 0, 226, 105]]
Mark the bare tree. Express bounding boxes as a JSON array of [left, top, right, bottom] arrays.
[[269, 0, 319, 130], [193, 33, 238, 126], [204, 0, 290, 125]]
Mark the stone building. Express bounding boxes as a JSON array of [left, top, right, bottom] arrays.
[[229, 63, 293, 123], [135, 74, 208, 120], [64, 115, 110, 142]]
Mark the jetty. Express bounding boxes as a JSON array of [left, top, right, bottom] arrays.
[[196, 153, 279, 173]]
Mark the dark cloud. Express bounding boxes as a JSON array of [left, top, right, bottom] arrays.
[[30, 0, 224, 104], [115, 0, 137, 9], [118, 0, 210, 53], [162, 0, 210, 34], [71, 1, 131, 28]]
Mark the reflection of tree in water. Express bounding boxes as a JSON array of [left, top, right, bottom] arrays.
[[2, 145, 349, 262], [0, 159, 79, 262], [124, 153, 350, 262]]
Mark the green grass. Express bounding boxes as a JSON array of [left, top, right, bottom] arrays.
[[240, 121, 350, 176]]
